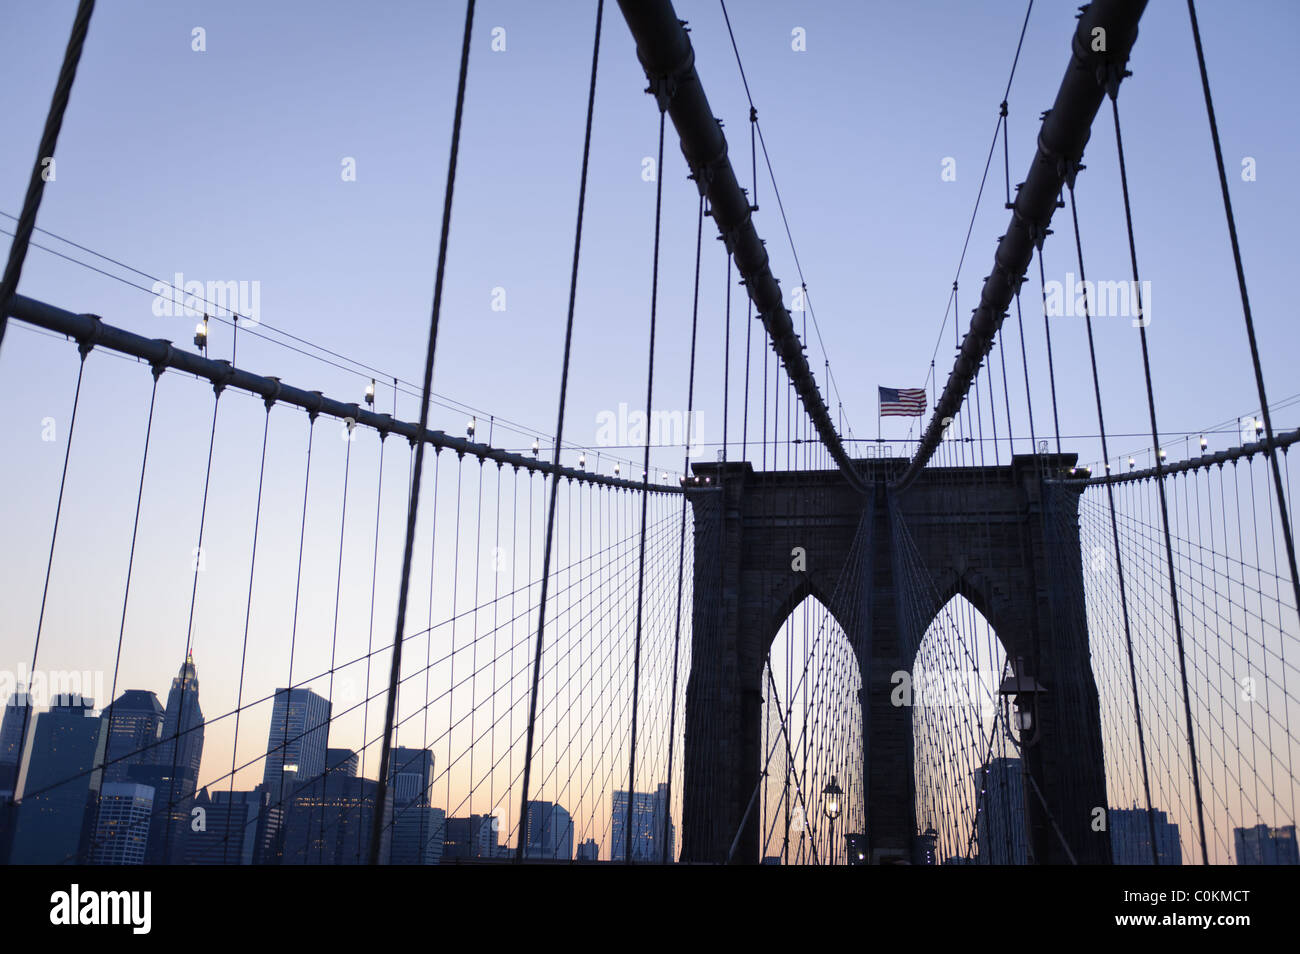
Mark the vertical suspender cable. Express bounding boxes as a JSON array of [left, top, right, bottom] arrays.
[[661, 194, 705, 862], [13, 348, 89, 802], [625, 110, 665, 863]]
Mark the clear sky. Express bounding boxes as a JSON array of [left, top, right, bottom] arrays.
[[2, 1, 1297, 861]]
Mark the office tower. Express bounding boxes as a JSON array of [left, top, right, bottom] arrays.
[[91, 783, 154, 865], [387, 747, 439, 865], [395, 807, 446, 865], [476, 813, 504, 858], [100, 690, 165, 782], [182, 787, 270, 865], [8, 694, 105, 864], [279, 772, 392, 865], [912, 828, 938, 865], [262, 688, 331, 802], [1234, 823, 1299, 865], [0, 687, 33, 859], [974, 757, 1027, 865], [326, 748, 358, 778], [442, 814, 498, 861], [610, 783, 674, 862], [1109, 807, 1182, 865], [524, 800, 574, 860], [575, 837, 599, 862], [157, 653, 204, 791], [0, 685, 34, 769]]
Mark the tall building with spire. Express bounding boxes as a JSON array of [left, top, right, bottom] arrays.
[[128, 653, 204, 864], [158, 652, 204, 786]]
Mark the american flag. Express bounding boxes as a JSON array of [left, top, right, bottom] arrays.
[[879, 386, 926, 417]]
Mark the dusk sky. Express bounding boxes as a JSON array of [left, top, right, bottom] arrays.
[[1, 0, 1297, 863]]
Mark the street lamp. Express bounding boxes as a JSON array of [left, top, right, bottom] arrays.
[[822, 775, 843, 865], [999, 661, 1047, 749]]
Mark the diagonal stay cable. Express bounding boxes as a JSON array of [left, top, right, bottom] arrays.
[[515, 0, 604, 862], [0, 0, 95, 353], [370, 0, 475, 864]]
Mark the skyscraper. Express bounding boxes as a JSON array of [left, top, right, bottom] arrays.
[[157, 653, 204, 789], [1234, 823, 1299, 865], [610, 784, 674, 862], [1109, 807, 1182, 865], [131, 655, 205, 864], [387, 747, 440, 864], [279, 772, 392, 865], [326, 748, 358, 778], [0, 685, 34, 769], [442, 814, 498, 861], [9, 694, 105, 865], [100, 689, 165, 782], [90, 782, 154, 865], [0, 686, 34, 858], [262, 687, 331, 802], [524, 800, 574, 860], [975, 757, 1027, 865], [575, 837, 599, 862]]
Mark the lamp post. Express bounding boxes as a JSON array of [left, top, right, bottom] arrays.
[[999, 659, 1048, 865], [822, 775, 843, 866]]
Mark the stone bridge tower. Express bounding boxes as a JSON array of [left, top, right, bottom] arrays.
[[680, 455, 1111, 865]]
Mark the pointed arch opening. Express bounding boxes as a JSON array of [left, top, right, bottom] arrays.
[[911, 594, 1026, 865], [759, 593, 863, 865]]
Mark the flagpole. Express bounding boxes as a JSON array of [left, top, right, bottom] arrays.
[[877, 388, 881, 453]]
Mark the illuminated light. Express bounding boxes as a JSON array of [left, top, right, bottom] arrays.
[[193, 318, 208, 350], [467, 416, 476, 438], [1128, 457, 1136, 471], [579, 453, 586, 470], [822, 776, 843, 822], [531, 438, 539, 458], [614, 463, 620, 476], [1199, 435, 1208, 452], [364, 379, 375, 406]]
